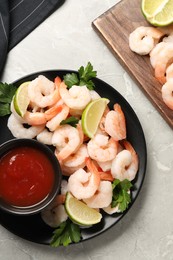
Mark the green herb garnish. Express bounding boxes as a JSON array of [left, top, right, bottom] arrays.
[[50, 220, 81, 247], [111, 179, 133, 212], [64, 62, 97, 90], [0, 82, 17, 116], [60, 116, 79, 127]]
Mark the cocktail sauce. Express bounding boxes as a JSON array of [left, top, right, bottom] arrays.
[[0, 146, 55, 207]]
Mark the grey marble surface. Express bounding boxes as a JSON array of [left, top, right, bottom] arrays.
[[1, 0, 173, 259]]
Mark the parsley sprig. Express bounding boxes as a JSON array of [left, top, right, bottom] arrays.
[[50, 219, 81, 247], [111, 179, 133, 212], [64, 62, 97, 90], [60, 116, 79, 127], [0, 82, 17, 116]]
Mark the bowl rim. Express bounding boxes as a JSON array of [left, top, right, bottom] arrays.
[[0, 138, 62, 215]]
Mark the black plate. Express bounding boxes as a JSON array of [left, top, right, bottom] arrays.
[[0, 70, 147, 245]]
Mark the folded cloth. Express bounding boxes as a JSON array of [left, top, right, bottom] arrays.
[[9, 0, 65, 50], [0, 1, 9, 76], [0, 0, 65, 77]]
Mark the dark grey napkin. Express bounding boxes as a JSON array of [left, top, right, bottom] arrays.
[[0, 1, 9, 76], [0, 0, 65, 77]]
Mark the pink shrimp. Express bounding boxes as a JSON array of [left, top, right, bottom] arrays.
[[111, 140, 139, 181], [67, 158, 100, 200], [83, 180, 113, 208], [53, 124, 84, 163], [104, 104, 126, 141], [161, 79, 173, 110], [28, 75, 60, 108]]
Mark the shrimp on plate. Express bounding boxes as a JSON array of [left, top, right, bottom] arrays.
[[104, 104, 126, 141], [59, 81, 91, 110], [7, 113, 45, 139], [129, 26, 164, 55], [111, 140, 139, 181], [61, 144, 88, 176], [67, 157, 100, 200], [161, 79, 173, 110], [87, 134, 118, 162], [41, 194, 68, 228], [36, 128, 53, 145], [52, 124, 84, 163], [83, 180, 112, 209], [46, 102, 70, 132], [28, 75, 60, 108]]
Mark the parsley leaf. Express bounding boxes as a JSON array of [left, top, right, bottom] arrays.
[[63, 62, 97, 90], [63, 73, 79, 88], [111, 179, 133, 212], [50, 220, 81, 247], [0, 82, 17, 116], [60, 116, 79, 127]]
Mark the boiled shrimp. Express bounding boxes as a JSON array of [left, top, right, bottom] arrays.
[[36, 128, 53, 145], [7, 113, 44, 139], [61, 144, 88, 176], [90, 90, 101, 100], [52, 124, 83, 163], [59, 81, 91, 110], [111, 140, 138, 181], [46, 102, 69, 132], [104, 104, 126, 141], [67, 158, 100, 200], [150, 42, 167, 68], [87, 134, 118, 162], [41, 194, 68, 228], [155, 44, 173, 84], [129, 26, 164, 55], [161, 79, 173, 110], [166, 63, 173, 81], [83, 181, 112, 208], [103, 204, 120, 215], [28, 75, 60, 108]]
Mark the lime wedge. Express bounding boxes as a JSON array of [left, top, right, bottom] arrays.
[[141, 0, 173, 26], [65, 192, 102, 226], [81, 98, 109, 139], [13, 81, 30, 117]]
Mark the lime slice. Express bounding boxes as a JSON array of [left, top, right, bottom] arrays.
[[141, 0, 173, 26], [13, 81, 30, 117], [81, 98, 109, 139], [65, 192, 102, 226]]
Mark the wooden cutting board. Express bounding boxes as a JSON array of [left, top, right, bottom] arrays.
[[92, 0, 173, 129]]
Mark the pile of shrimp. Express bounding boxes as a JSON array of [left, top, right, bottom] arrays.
[[7, 75, 139, 228], [129, 25, 173, 110]]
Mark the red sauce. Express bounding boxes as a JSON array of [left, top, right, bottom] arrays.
[[0, 146, 55, 207]]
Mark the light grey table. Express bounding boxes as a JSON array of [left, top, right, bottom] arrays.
[[1, 1, 173, 259]]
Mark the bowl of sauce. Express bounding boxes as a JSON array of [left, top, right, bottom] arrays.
[[0, 138, 62, 215]]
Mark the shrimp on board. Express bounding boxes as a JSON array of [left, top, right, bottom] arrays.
[[111, 140, 139, 181], [52, 124, 84, 163], [104, 103, 126, 141], [59, 81, 91, 110], [67, 157, 100, 200], [87, 134, 118, 162], [28, 75, 60, 108], [161, 79, 173, 110], [7, 113, 45, 139], [129, 26, 164, 55]]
